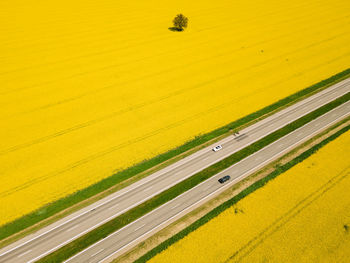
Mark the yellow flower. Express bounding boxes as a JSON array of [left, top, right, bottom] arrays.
[[1, 0, 350, 225], [149, 131, 350, 263]]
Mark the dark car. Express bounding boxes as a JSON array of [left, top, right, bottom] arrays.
[[218, 175, 231, 184]]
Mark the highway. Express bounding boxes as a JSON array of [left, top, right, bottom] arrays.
[[66, 99, 350, 263], [0, 78, 349, 263]]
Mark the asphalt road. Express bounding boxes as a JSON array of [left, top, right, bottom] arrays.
[[0, 78, 349, 263], [67, 99, 350, 263]]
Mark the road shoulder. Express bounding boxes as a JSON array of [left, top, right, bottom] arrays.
[[117, 118, 350, 263]]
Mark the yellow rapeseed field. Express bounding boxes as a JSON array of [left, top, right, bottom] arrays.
[[149, 131, 350, 263], [1, 0, 350, 225]]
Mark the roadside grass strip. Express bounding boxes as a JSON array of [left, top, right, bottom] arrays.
[[135, 121, 350, 263], [37, 91, 350, 262], [0, 69, 349, 243]]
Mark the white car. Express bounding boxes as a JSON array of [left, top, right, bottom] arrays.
[[212, 145, 222, 152]]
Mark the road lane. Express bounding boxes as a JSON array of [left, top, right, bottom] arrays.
[[0, 78, 349, 263], [67, 100, 350, 263]]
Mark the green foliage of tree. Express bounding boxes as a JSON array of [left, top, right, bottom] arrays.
[[173, 14, 188, 31]]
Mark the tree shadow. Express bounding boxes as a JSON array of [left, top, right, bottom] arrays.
[[168, 27, 184, 32]]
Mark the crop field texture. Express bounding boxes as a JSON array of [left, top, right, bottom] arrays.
[[148, 131, 350, 263], [1, 0, 350, 225]]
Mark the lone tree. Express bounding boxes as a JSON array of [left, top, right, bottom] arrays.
[[173, 14, 188, 31]]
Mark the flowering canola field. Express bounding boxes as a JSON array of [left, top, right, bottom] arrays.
[[1, 0, 350, 226], [149, 131, 350, 263]]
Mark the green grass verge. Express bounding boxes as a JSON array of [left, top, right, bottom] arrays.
[[135, 123, 350, 263], [37, 91, 350, 262], [1, 69, 349, 242]]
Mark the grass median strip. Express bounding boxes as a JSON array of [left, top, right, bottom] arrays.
[[135, 121, 350, 263], [1, 69, 349, 244], [38, 92, 350, 262]]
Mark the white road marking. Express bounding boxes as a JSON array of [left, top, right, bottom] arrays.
[[143, 186, 153, 192], [203, 184, 213, 191], [107, 203, 119, 210], [17, 250, 32, 258], [24, 102, 350, 263], [134, 224, 145, 232], [43, 105, 350, 263], [66, 224, 80, 232], [90, 249, 104, 258], [4, 84, 348, 262], [171, 204, 180, 209], [79, 104, 350, 263]]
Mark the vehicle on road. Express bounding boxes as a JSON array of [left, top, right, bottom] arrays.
[[212, 145, 222, 152], [218, 175, 231, 184]]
